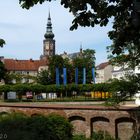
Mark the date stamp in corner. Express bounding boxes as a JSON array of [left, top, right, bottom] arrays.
[[0, 133, 7, 139]]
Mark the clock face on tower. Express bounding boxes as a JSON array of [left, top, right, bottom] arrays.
[[50, 43, 54, 50]]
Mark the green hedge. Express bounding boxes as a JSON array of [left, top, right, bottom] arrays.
[[0, 80, 138, 100], [0, 83, 111, 94], [0, 112, 72, 140]]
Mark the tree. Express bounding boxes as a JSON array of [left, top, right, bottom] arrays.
[[82, 49, 96, 67], [4, 73, 22, 84], [4, 72, 36, 84], [72, 49, 96, 84], [19, 0, 140, 66], [37, 70, 52, 85], [4, 72, 14, 84], [0, 61, 6, 81], [48, 55, 74, 84], [48, 55, 64, 84], [107, 43, 140, 69], [0, 113, 73, 140], [72, 57, 84, 84], [63, 57, 73, 83], [0, 39, 5, 47]]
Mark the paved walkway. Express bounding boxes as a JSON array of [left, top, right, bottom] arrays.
[[0, 101, 139, 111]]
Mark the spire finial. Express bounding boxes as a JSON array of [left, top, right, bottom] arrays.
[[48, 10, 51, 19], [80, 42, 83, 53], [44, 10, 54, 39]]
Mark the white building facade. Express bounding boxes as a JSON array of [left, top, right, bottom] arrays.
[[96, 61, 140, 82], [96, 62, 113, 83]]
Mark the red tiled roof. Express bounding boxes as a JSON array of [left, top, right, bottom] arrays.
[[4, 59, 48, 71], [96, 62, 109, 70]]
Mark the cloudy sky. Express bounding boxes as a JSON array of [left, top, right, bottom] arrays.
[[0, 0, 113, 65]]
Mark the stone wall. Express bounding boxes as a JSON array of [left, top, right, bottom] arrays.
[[0, 105, 139, 140]]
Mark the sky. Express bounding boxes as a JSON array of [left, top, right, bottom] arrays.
[[0, 0, 113, 65]]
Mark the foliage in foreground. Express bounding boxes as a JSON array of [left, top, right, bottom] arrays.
[[0, 112, 118, 140], [0, 113, 72, 140], [0, 60, 6, 81], [19, 0, 140, 67], [92, 131, 117, 140], [72, 131, 117, 140], [0, 39, 5, 47], [72, 134, 90, 140]]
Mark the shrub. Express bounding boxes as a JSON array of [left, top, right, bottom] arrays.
[[72, 134, 90, 140], [0, 113, 73, 140], [92, 131, 116, 140]]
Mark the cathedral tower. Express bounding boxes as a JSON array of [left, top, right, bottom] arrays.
[[41, 12, 55, 60]]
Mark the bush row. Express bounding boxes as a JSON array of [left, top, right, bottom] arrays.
[[0, 80, 138, 93], [0, 79, 139, 104], [0, 83, 111, 94], [0, 112, 117, 140], [0, 79, 138, 98], [0, 112, 72, 140]]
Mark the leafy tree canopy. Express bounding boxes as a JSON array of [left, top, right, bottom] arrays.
[[107, 43, 140, 69], [0, 39, 5, 47], [0, 113, 73, 140], [0, 61, 6, 80], [37, 70, 52, 85], [49, 55, 64, 69], [73, 49, 96, 68], [83, 49, 96, 67], [47, 55, 65, 84], [19, 0, 140, 66], [72, 48, 96, 83], [36, 49, 95, 84]]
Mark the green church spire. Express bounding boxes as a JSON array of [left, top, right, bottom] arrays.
[[44, 11, 54, 39]]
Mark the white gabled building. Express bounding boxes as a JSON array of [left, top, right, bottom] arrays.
[[96, 62, 113, 83], [96, 61, 140, 82]]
